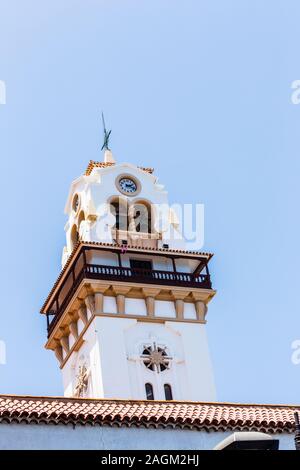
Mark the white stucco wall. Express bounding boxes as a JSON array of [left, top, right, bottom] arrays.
[[125, 298, 147, 316], [0, 423, 294, 450], [62, 317, 216, 402]]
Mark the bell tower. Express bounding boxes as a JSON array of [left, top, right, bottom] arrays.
[[41, 141, 216, 401]]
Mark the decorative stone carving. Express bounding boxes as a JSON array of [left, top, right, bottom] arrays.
[[112, 286, 130, 314], [54, 344, 63, 364], [195, 301, 208, 321], [78, 306, 88, 325], [116, 295, 125, 314], [84, 295, 95, 318], [142, 288, 160, 316], [140, 342, 172, 373], [190, 292, 209, 321], [69, 321, 78, 340], [175, 299, 184, 319], [171, 290, 187, 319], [145, 296, 155, 316], [60, 336, 69, 354], [74, 364, 89, 398], [94, 292, 104, 314]]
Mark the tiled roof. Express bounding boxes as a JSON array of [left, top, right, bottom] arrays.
[[85, 160, 154, 176], [80, 240, 213, 258], [40, 241, 213, 313], [0, 395, 297, 434]]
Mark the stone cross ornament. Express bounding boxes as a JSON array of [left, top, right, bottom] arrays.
[[74, 364, 89, 398]]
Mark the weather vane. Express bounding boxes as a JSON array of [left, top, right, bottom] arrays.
[[101, 112, 111, 151]]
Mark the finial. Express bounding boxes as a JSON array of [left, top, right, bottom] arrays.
[[101, 112, 115, 163], [101, 112, 111, 151]]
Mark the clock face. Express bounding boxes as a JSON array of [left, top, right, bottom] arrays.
[[118, 177, 138, 194]]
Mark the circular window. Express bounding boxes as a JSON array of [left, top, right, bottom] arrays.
[[72, 194, 80, 213], [141, 343, 172, 373]]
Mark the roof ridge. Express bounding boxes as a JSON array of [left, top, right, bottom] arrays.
[[0, 394, 299, 409], [85, 160, 154, 176], [0, 394, 297, 433]]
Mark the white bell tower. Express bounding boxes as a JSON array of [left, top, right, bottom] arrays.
[[41, 141, 216, 401]]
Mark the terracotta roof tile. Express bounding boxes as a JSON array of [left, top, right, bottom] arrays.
[[85, 160, 154, 176], [0, 395, 298, 433]]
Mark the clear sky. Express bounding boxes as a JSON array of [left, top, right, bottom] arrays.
[[0, 0, 299, 404]]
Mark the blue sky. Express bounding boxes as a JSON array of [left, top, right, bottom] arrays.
[[0, 0, 299, 404]]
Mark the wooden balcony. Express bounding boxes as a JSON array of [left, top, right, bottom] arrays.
[[43, 244, 213, 337], [86, 263, 211, 288]]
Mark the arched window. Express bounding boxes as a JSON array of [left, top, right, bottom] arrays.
[[145, 383, 154, 400], [70, 224, 79, 250], [164, 384, 173, 400], [78, 211, 85, 237], [130, 201, 152, 233], [110, 198, 128, 231], [72, 194, 80, 213]]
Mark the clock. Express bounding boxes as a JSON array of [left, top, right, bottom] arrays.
[[117, 176, 139, 195]]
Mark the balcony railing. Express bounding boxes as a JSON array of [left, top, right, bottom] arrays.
[[46, 263, 211, 336], [85, 263, 210, 286]]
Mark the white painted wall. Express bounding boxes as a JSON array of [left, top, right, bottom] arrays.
[[0, 423, 294, 450], [86, 251, 196, 275], [103, 296, 117, 314], [172, 322, 216, 401], [89, 251, 119, 266], [62, 316, 216, 402], [155, 300, 176, 318], [125, 298, 147, 316], [184, 302, 197, 320]]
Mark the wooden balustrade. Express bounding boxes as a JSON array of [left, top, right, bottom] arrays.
[[47, 262, 211, 336]]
